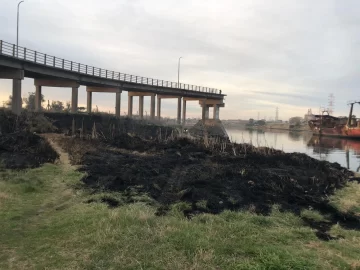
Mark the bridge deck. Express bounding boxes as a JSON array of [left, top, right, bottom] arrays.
[[0, 40, 225, 99]]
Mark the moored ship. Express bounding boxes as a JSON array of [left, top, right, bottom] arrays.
[[308, 101, 360, 139]]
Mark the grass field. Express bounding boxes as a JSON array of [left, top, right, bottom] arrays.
[[1, 163, 360, 270]]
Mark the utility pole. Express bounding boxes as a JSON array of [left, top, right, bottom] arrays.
[[178, 57, 182, 88], [17, 1, 25, 57]]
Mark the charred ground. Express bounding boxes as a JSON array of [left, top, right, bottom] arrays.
[[1, 109, 359, 240], [53, 131, 359, 240]]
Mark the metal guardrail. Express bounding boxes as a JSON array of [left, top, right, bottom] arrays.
[[0, 40, 222, 95]]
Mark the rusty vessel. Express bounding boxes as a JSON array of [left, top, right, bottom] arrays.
[[308, 101, 360, 139]]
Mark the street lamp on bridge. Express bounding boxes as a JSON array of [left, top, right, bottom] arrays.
[[178, 56, 182, 88], [17, 0, 25, 57]]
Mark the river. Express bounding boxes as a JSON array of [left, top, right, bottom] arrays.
[[226, 128, 360, 172]]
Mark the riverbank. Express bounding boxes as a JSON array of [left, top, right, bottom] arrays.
[[1, 110, 360, 268], [1, 162, 360, 269]]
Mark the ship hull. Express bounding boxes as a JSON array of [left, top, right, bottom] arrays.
[[312, 127, 360, 139]]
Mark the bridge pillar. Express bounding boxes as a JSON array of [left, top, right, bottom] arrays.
[[139, 96, 144, 119], [177, 97, 182, 125], [157, 95, 183, 123], [87, 92, 92, 114], [12, 79, 22, 115], [0, 68, 24, 115], [115, 91, 121, 118], [150, 95, 156, 120], [157, 96, 161, 120], [182, 99, 187, 125], [35, 85, 42, 112], [201, 103, 210, 121], [34, 79, 80, 113], [86, 86, 122, 116], [71, 87, 78, 113], [128, 95, 133, 117], [213, 104, 220, 119], [205, 106, 210, 119]]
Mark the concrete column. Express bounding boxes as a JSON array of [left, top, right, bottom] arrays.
[[205, 106, 210, 119], [87, 92, 92, 114], [157, 97, 161, 120], [128, 95, 133, 117], [12, 79, 22, 115], [35, 85, 42, 112], [116, 91, 121, 118], [150, 95, 155, 120], [182, 99, 187, 125], [71, 87, 78, 113], [139, 96, 144, 119], [213, 105, 220, 119], [201, 101, 206, 122], [177, 97, 182, 125]]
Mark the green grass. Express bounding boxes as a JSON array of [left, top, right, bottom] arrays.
[[329, 181, 360, 217], [1, 164, 360, 269]]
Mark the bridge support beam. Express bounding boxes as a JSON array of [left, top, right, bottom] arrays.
[[128, 92, 156, 120], [177, 97, 182, 125], [71, 87, 79, 113], [150, 95, 156, 120], [205, 106, 210, 119], [87, 92, 92, 114], [116, 91, 121, 118], [0, 68, 24, 80], [34, 79, 80, 114], [35, 86, 42, 112], [128, 95, 133, 117], [201, 101, 207, 122], [139, 96, 144, 119], [198, 99, 225, 121], [157, 96, 161, 121], [182, 99, 187, 125], [0, 68, 24, 115], [213, 105, 220, 120], [12, 79, 22, 115], [86, 86, 122, 116], [157, 95, 182, 124]]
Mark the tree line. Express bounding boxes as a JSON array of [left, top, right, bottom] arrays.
[[3, 92, 86, 112]]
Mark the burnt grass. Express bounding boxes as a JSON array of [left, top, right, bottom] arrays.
[[1, 109, 359, 239], [54, 131, 360, 241], [0, 109, 58, 169]]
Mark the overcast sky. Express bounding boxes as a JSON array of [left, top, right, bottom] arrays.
[[1, 0, 359, 120]]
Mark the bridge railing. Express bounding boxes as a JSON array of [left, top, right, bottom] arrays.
[[0, 40, 222, 95]]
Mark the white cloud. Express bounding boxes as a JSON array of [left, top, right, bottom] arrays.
[[1, 0, 360, 119]]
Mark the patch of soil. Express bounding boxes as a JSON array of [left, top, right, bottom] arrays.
[[0, 109, 58, 169], [0, 132, 58, 169]]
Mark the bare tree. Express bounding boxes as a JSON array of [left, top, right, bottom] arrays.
[[23, 92, 45, 111]]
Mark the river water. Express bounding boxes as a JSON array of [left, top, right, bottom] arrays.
[[226, 128, 360, 172]]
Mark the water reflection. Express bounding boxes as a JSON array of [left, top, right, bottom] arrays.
[[227, 128, 360, 172], [307, 136, 360, 171], [288, 131, 302, 141]]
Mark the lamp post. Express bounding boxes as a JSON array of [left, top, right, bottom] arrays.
[[17, 0, 25, 57], [177, 56, 182, 88]]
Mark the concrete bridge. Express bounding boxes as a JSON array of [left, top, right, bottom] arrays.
[[0, 40, 225, 124]]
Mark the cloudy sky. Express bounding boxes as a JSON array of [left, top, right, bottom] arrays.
[[1, 0, 359, 120]]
